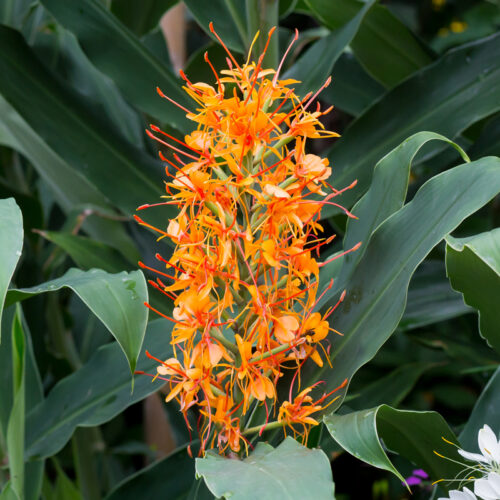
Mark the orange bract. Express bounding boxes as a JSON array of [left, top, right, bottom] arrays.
[[137, 25, 358, 455]]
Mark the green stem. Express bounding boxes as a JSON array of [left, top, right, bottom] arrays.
[[46, 294, 81, 370], [245, 0, 279, 67], [210, 328, 240, 356], [250, 340, 302, 363], [72, 428, 102, 500], [242, 420, 282, 436]]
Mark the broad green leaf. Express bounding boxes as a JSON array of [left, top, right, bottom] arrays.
[[0, 26, 166, 221], [401, 261, 472, 331], [313, 156, 500, 406], [7, 268, 148, 374], [185, 0, 246, 53], [469, 115, 500, 159], [459, 367, 500, 451], [322, 34, 500, 215], [284, 0, 375, 98], [347, 363, 430, 411], [196, 437, 335, 500], [38, 231, 133, 273], [106, 446, 194, 500], [6, 307, 25, 499], [446, 229, 500, 354], [324, 406, 460, 487], [305, 0, 432, 88], [328, 132, 469, 300], [0, 97, 139, 259], [0, 198, 22, 343], [25, 318, 172, 460], [40, 0, 191, 133], [323, 53, 384, 117], [111, 0, 179, 36]]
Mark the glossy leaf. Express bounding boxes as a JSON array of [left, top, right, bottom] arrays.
[[328, 132, 469, 300], [38, 231, 133, 273], [313, 156, 500, 405], [0, 97, 139, 257], [401, 261, 472, 331], [6, 307, 25, 499], [111, 0, 179, 36], [459, 367, 500, 450], [284, 0, 375, 98], [305, 0, 432, 87], [7, 268, 148, 374], [106, 446, 194, 500], [322, 34, 500, 215], [0, 198, 22, 343], [25, 318, 172, 460], [324, 406, 460, 486], [185, 0, 246, 53], [446, 229, 500, 354], [196, 437, 334, 499], [40, 0, 191, 132], [323, 53, 384, 117], [347, 363, 430, 411], [0, 26, 165, 221]]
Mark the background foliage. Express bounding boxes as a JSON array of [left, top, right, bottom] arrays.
[[0, 0, 499, 499]]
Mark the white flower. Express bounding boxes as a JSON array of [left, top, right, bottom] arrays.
[[458, 425, 500, 468], [474, 472, 500, 500], [439, 487, 477, 500]]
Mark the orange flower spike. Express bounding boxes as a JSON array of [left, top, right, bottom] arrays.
[[136, 23, 360, 454]]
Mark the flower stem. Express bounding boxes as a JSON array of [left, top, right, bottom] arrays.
[[242, 420, 282, 436], [210, 328, 239, 356]]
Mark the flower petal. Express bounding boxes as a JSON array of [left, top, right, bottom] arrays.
[[474, 478, 499, 500], [478, 425, 500, 464], [458, 449, 490, 464], [487, 472, 500, 495]]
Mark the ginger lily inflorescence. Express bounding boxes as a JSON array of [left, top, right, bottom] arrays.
[[136, 24, 358, 455]]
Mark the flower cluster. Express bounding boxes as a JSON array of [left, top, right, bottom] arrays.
[[136, 25, 357, 455], [437, 425, 500, 500]]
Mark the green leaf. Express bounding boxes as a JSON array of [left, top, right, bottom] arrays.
[[322, 34, 500, 215], [40, 0, 191, 132], [105, 446, 194, 500], [6, 306, 25, 499], [0, 97, 139, 258], [322, 53, 384, 117], [0, 483, 20, 500], [401, 261, 472, 331], [111, 0, 179, 36], [38, 231, 133, 273], [185, 0, 246, 53], [196, 437, 335, 500], [0, 307, 44, 500], [324, 406, 460, 486], [7, 268, 148, 374], [0, 26, 166, 221], [459, 367, 500, 451], [25, 318, 172, 460], [313, 156, 500, 406], [446, 229, 500, 355], [0, 198, 22, 343], [347, 363, 430, 411], [283, 0, 375, 98], [329, 132, 469, 298], [305, 0, 432, 88]]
